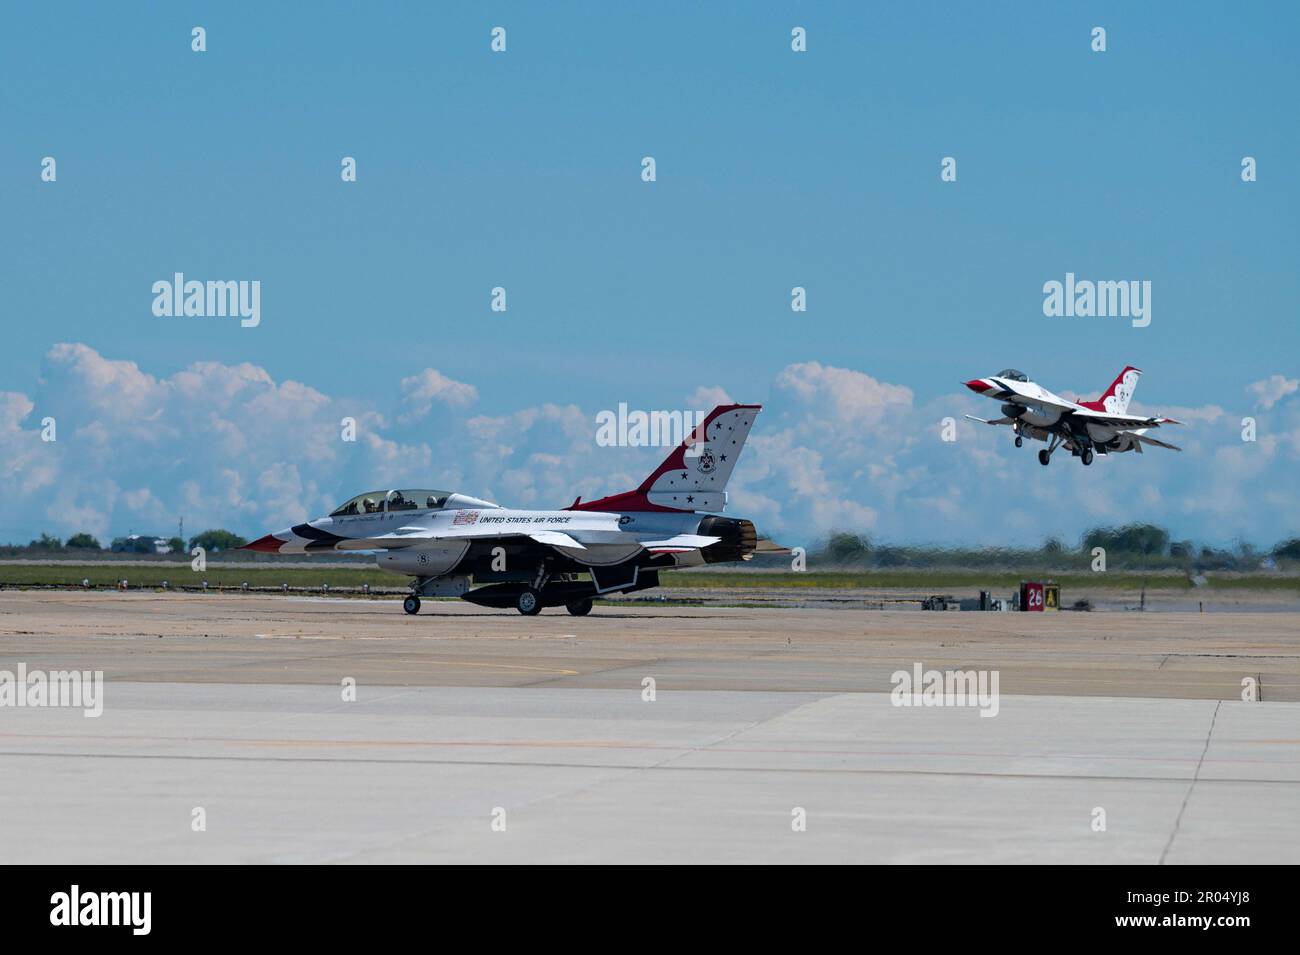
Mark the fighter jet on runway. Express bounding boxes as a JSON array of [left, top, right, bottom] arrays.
[[243, 404, 786, 615], [963, 366, 1182, 466]]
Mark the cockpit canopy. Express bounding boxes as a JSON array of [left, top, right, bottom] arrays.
[[996, 368, 1029, 382], [329, 489, 451, 517]]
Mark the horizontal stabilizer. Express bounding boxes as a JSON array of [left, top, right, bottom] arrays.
[[753, 537, 793, 556], [641, 534, 721, 553]]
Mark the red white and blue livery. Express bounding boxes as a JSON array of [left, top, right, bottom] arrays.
[[244, 404, 785, 615], [963, 366, 1182, 466]]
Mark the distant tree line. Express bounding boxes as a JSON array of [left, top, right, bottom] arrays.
[[807, 524, 1300, 572], [3, 529, 247, 556], [6, 524, 1299, 572]]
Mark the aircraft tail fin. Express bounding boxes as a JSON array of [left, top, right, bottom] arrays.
[[569, 404, 762, 513], [1082, 365, 1141, 414]]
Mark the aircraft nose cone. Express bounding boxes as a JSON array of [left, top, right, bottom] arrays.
[[963, 379, 989, 394], [242, 533, 283, 553]]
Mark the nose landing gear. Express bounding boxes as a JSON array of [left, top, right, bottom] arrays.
[[516, 587, 543, 616]]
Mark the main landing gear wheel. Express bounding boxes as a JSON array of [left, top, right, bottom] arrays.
[[1081, 448, 1094, 466], [403, 595, 421, 615], [1038, 449, 1051, 466], [566, 598, 593, 616], [516, 587, 543, 616], [1014, 436, 1023, 448]]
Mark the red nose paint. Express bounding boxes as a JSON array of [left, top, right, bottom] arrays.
[[242, 534, 282, 553]]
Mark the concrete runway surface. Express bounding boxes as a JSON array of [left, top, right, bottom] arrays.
[[1, 592, 1297, 863]]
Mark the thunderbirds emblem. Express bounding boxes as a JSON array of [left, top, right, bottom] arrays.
[[696, 448, 716, 474]]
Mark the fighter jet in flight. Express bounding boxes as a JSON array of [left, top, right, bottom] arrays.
[[244, 404, 786, 615], [963, 366, 1182, 466]]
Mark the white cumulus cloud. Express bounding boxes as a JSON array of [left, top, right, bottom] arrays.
[[398, 368, 479, 421], [2, 345, 1295, 551], [1248, 374, 1299, 410]]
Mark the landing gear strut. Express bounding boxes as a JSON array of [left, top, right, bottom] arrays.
[[1038, 432, 1064, 466]]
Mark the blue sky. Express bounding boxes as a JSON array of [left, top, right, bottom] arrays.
[[2, 3, 1298, 548]]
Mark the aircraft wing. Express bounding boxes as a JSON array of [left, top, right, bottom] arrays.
[[527, 530, 586, 549], [333, 525, 686, 558], [1070, 408, 1182, 429], [337, 527, 592, 551], [1123, 430, 1182, 452], [294, 523, 738, 559], [963, 414, 1015, 426]]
